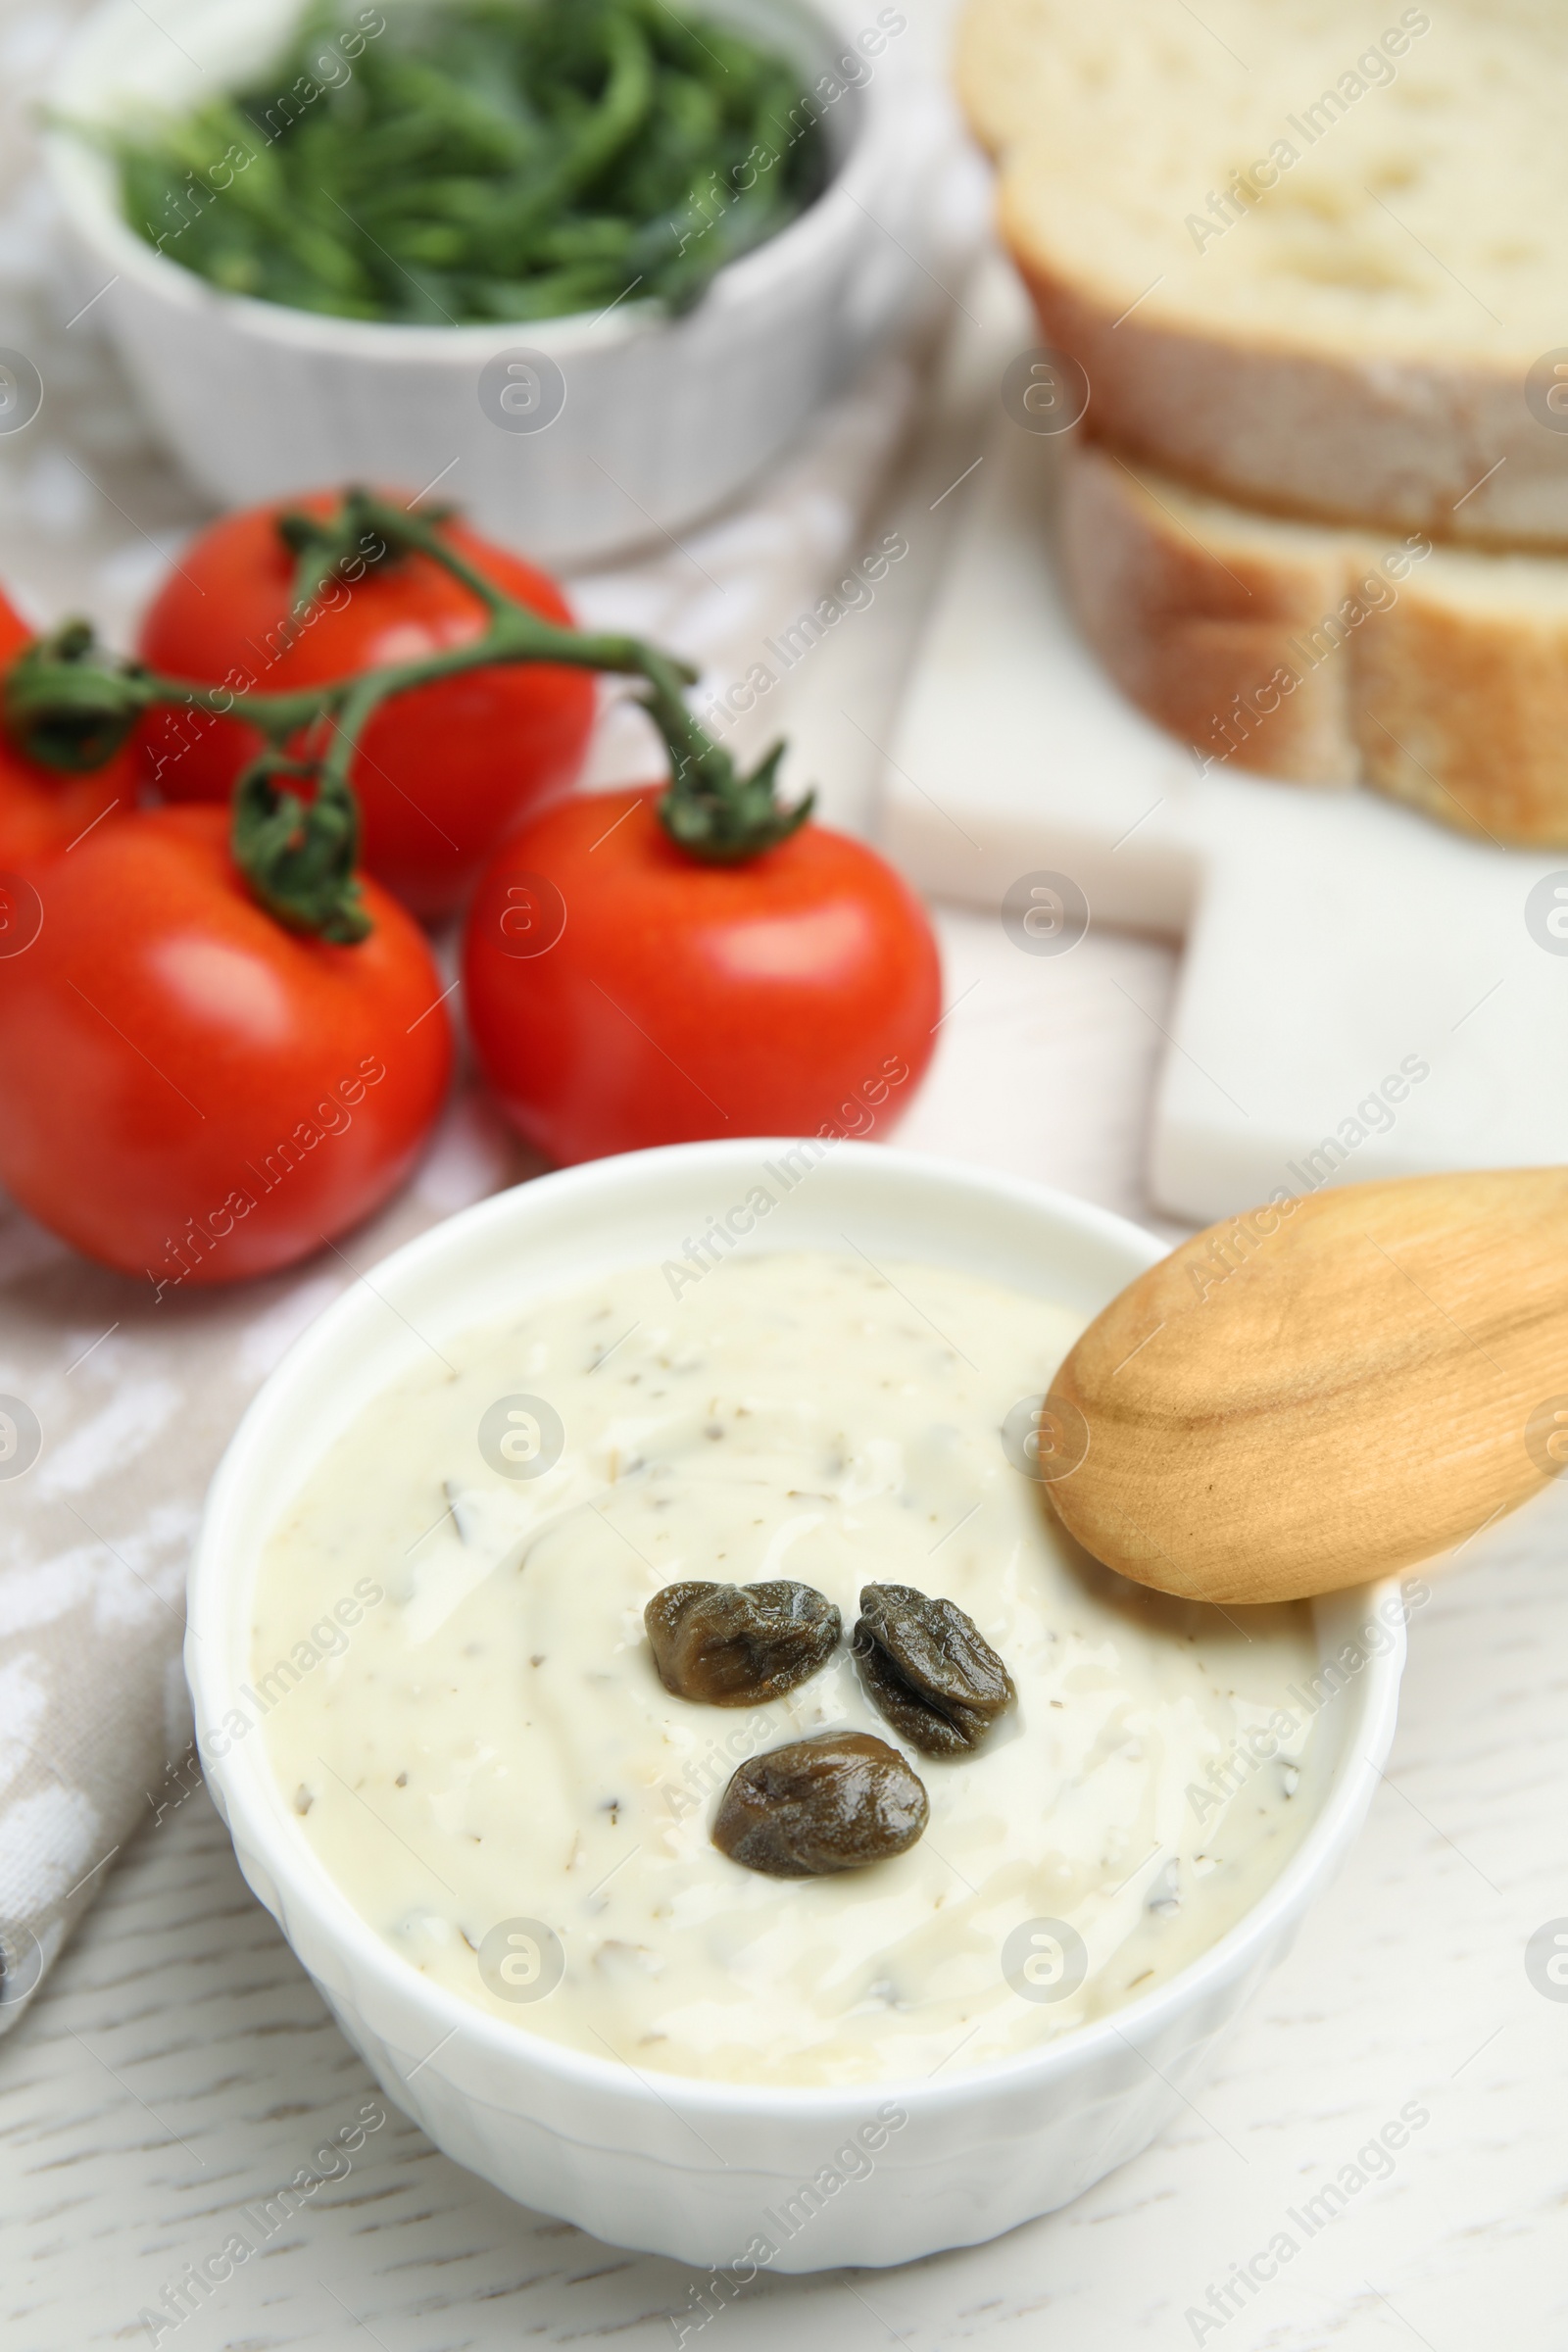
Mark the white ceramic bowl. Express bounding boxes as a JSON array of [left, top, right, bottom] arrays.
[[186, 1141, 1404, 2271], [46, 0, 937, 564]]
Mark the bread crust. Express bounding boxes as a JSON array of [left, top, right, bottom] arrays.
[[1359, 568, 1568, 841], [1006, 217, 1568, 552], [1061, 443, 1357, 784], [1060, 441, 1568, 844]]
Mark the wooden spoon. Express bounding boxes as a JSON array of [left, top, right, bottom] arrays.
[[1041, 1169, 1568, 1604]]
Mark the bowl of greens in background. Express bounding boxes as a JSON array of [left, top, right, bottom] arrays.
[[45, 0, 937, 564]]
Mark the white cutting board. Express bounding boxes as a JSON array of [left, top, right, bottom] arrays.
[[883, 357, 1568, 1226]]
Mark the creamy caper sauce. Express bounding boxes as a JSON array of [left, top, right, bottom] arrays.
[[253, 1251, 1326, 2085]]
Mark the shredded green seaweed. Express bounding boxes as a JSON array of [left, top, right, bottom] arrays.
[[104, 0, 832, 323]]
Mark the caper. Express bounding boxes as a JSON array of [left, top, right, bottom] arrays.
[[711, 1733, 928, 1877], [853, 1583, 1016, 1756], [645, 1579, 841, 1706]]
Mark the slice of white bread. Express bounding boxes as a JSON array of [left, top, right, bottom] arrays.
[[1061, 438, 1568, 844], [956, 0, 1568, 546]]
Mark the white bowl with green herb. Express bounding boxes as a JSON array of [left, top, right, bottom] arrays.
[[45, 0, 928, 564]]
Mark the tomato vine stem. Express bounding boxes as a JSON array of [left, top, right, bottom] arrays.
[[1, 488, 813, 940]]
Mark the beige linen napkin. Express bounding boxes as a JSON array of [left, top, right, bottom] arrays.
[[0, 10, 985, 2021], [0, 351, 937, 2024]]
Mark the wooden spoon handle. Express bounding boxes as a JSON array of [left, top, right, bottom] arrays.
[[1044, 1169, 1568, 1604]]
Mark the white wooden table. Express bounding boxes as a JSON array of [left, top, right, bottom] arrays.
[[4, 6, 1567, 2340]]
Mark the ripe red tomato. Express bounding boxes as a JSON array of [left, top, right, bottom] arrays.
[[0, 806, 453, 1286], [136, 494, 596, 922], [0, 592, 134, 874], [462, 788, 942, 1164]]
